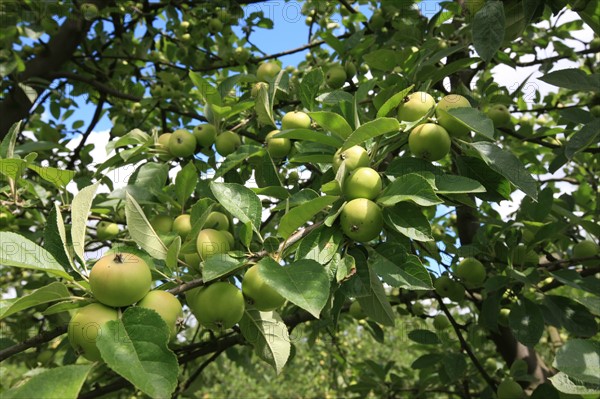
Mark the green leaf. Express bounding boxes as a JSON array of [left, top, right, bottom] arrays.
[[165, 236, 181, 272], [472, 1, 505, 63], [408, 329, 440, 345], [295, 226, 343, 265], [274, 128, 342, 148], [44, 204, 75, 273], [189, 71, 221, 104], [342, 118, 400, 150], [0, 159, 26, 180], [378, 173, 442, 207], [435, 175, 486, 194], [576, 0, 600, 36], [542, 295, 597, 338], [549, 372, 600, 396], [383, 204, 433, 242], [125, 192, 168, 260], [2, 365, 92, 399], [299, 68, 324, 111], [447, 107, 495, 139], [255, 82, 275, 127], [210, 182, 262, 237], [376, 85, 414, 118], [354, 256, 395, 326], [27, 165, 75, 188], [0, 232, 71, 280], [278, 196, 338, 239], [0, 282, 70, 319], [216, 145, 264, 178], [538, 69, 600, 92], [443, 353, 468, 382], [239, 309, 291, 375], [175, 162, 198, 208], [202, 254, 244, 283], [309, 111, 353, 139], [71, 182, 100, 263], [508, 298, 544, 346], [0, 121, 21, 158], [363, 49, 402, 71], [428, 58, 479, 86], [553, 339, 600, 386], [565, 119, 600, 159], [469, 142, 538, 200], [97, 307, 178, 399], [258, 258, 330, 319], [369, 243, 432, 289], [455, 156, 511, 201]]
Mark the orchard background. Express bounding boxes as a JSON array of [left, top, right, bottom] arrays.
[[1, 0, 599, 398]]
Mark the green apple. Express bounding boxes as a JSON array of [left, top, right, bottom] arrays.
[[326, 65, 347, 89], [137, 291, 183, 338], [455, 257, 486, 288], [96, 221, 119, 240], [436, 95, 472, 137], [257, 62, 281, 82], [397, 92, 436, 122], [208, 18, 223, 34], [408, 123, 451, 161], [221, 230, 235, 248], [343, 167, 382, 200], [265, 130, 292, 159], [242, 264, 285, 311], [204, 211, 230, 231], [340, 198, 383, 242], [251, 82, 269, 98], [412, 301, 425, 316], [187, 282, 245, 331], [332, 146, 369, 173], [151, 215, 173, 235], [349, 301, 366, 320], [173, 214, 192, 238], [497, 379, 524, 399], [591, 105, 600, 118], [498, 308, 511, 327], [193, 124, 217, 147], [487, 104, 511, 127], [215, 131, 241, 156], [573, 240, 599, 266], [169, 129, 196, 158], [68, 303, 118, 361], [196, 229, 230, 260], [433, 314, 450, 330], [157, 133, 171, 148], [434, 275, 464, 302], [180, 21, 190, 30], [180, 33, 191, 42], [344, 61, 357, 78], [281, 111, 311, 130], [233, 46, 250, 64], [369, 10, 385, 31], [111, 123, 127, 137], [184, 252, 201, 272]]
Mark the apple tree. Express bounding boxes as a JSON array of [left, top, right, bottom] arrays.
[[0, 0, 599, 398]]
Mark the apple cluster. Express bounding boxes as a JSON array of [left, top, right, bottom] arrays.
[[156, 123, 242, 160]]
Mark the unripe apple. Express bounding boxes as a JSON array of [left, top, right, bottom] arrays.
[[344, 60, 357, 78], [257, 62, 281, 82], [281, 111, 311, 130], [137, 291, 183, 338], [349, 301, 366, 320], [96, 221, 119, 240], [233, 46, 250, 64], [173, 214, 192, 238], [169, 129, 196, 158], [180, 21, 190, 30], [215, 131, 241, 156], [573, 240, 599, 266], [340, 198, 383, 242], [434, 275, 464, 302], [408, 123, 451, 161], [369, 10, 385, 31], [204, 211, 230, 231], [184, 252, 201, 272], [180, 33, 191, 42], [151, 215, 173, 235], [221, 230, 235, 248], [487, 104, 511, 127], [412, 301, 425, 316], [326, 65, 347, 89], [196, 229, 230, 260], [157, 133, 172, 148], [68, 303, 118, 361], [111, 123, 127, 137], [397, 92, 436, 122], [265, 130, 292, 159], [80, 3, 99, 20], [498, 308, 510, 327], [208, 18, 223, 34], [436, 95, 472, 137], [251, 82, 269, 98], [433, 314, 450, 330], [193, 123, 217, 147], [187, 282, 245, 331], [497, 379, 524, 399], [591, 105, 600, 118], [455, 257, 486, 288], [332, 146, 369, 173], [343, 167, 382, 200], [242, 264, 285, 311]]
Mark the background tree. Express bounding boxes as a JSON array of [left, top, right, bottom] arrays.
[[1, 0, 599, 398]]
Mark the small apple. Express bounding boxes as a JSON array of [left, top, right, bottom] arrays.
[[208, 18, 223, 34], [344, 61, 357, 78], [233, 47, 250, 64], [251, 82, 269, 98], [397, 92, 436, 122], [151, 215, 173, 235], [180, 21, 190, 30], [408, 123, 451, 161], [180, 33, 191, 42], [412, 301, 425, 316], [349, 301, 366, 320], [435, 95, 472, 137], [487, 104, 511, 127], [573, 240, 599, 266], [591, 105, 600, 118], [242, 264, 285, 311], [196, 229, 230, 260], [184, 252, 201, 272], [111, 123, 127, 137], [257, 62, 281, 82], [68, 303, 118, 361], [497, 379, 524, 399], [326, 65, 347, 89], [498, 308, 511, 327], [455, 257, 486, 288], [340, 198, 383, 242], [193, 123, 217, 148], [221, 230, 235, 248], [204, 211, 230, 231], [343, 167, 382, 200], [137, 291, 183, 338], [265, 130, 292, 159], [281, 111, 311, 130], [173, 214, 192, 238], [215, 131, 241, 157], [157, 133, 171, 148], [332, 146, 369, 173], [369, 10, 385, 31], [434, 275, 464, 302], [168, 129, 196, 158], [187, 282, 245, 331], [433, 314, 450, 330], [96, 221, 119, 240]]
